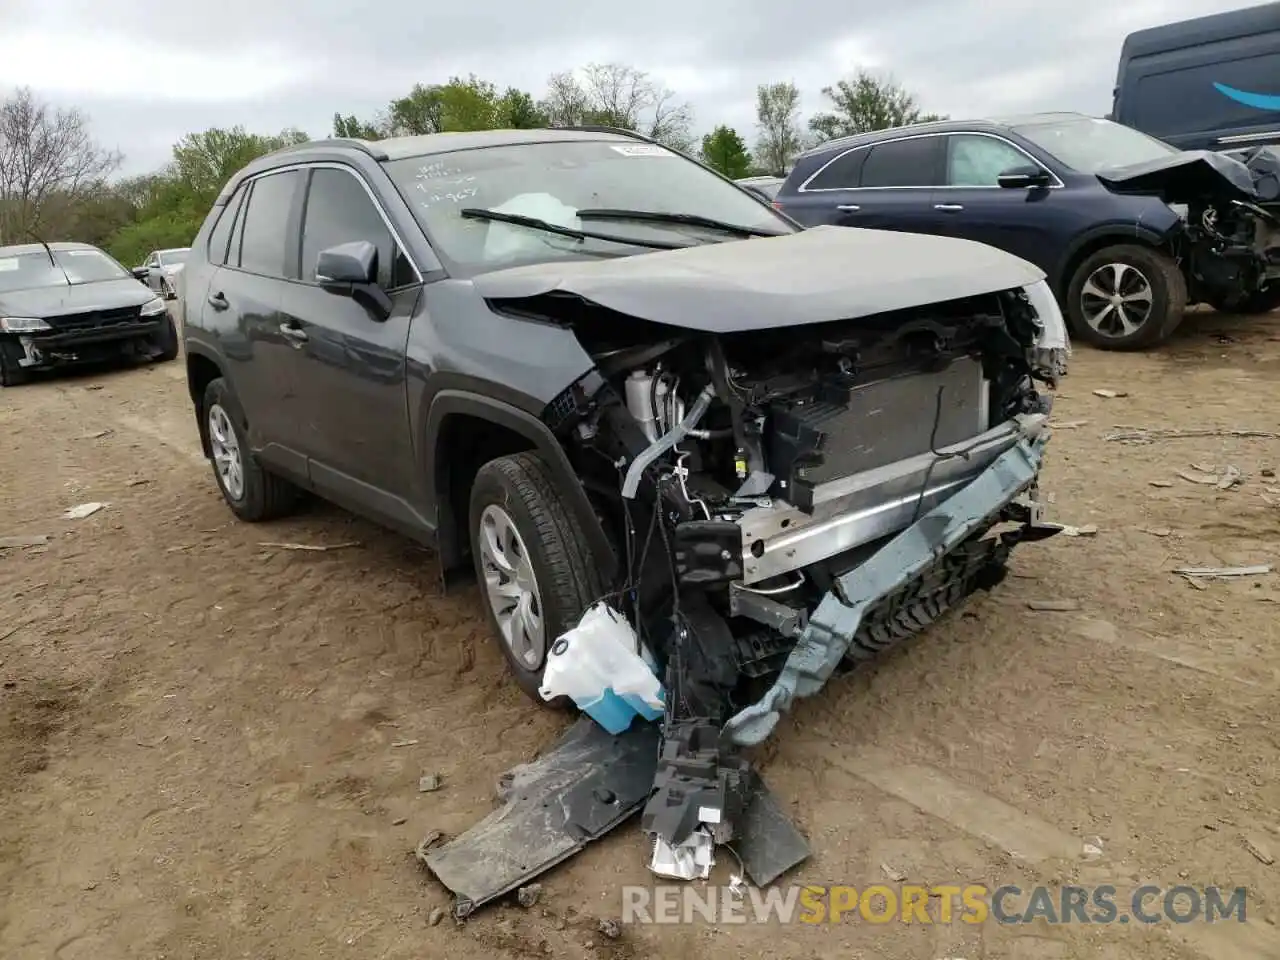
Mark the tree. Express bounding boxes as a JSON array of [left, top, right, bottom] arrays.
[[333, 113, 386, 140], [104, 125, 310, 268], [541, 63, 693, 151], [808, 70, 946, 142], [495, 88, 548, 129], [0, 87, 122, 244], [754, 81, 804, 176], [700, 126, 751, 178]]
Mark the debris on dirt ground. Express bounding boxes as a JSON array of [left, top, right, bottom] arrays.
[[1149, 479, 1175, 488], [126, 478, 151, 487], [1175, 565, 1271, 589], [1027, 599, 1082, 612], [390, 738, 419, 748], [1177, 463, 1243, 489], [1053, 420, 1090, 429], [881, 862, 908, 882], [597, 918, 622, 939], [84, 384, 103, 391], [392, 816, 408, 826], [1244, 835, 1275, 866], [62, 502, 107, 519], [414, 830, 444, 865], [419, 774, 442, 792], [516, 883, 542, 908], [1092, 389, 1128, 399], [0, 535, 49, 549], [428, 907, 446, 927], [1263, 468, 1276, 478], [75, 429, 113, 440], [1082, 836, 1105, 859], [1105, 426, 1280, 444], [1144, 527, 1173, 538], [258, 541, 360, 552], [1060, 524, 1098, 537]]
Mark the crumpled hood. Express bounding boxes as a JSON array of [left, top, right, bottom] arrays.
[[0, 277, 155, 319], [471, 225, 1044, 333], [1097, 149, 1260, 204]]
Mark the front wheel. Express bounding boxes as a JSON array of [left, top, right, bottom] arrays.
[[200, 377, 298, 522], [1066, 244, 1187, 350], [153, 315, 179, 363], [468, 452, 604, 704]]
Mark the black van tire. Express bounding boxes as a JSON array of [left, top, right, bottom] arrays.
[[201, 377, 298, 522], [1066, 244, 1187, 350], [153, 315, 179, 363]]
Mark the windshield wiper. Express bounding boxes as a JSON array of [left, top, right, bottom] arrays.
[[459, 208, 688, 250], [575, 209, 785, 239]]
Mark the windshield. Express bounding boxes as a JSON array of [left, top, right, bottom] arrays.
[[0, 248, 130, 293], [384, 139, 793, 275], [159, 249, 188, 266], [1012, 117, 1178, 173]]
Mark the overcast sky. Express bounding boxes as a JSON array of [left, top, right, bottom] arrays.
[[0, 0, 1259, 176]]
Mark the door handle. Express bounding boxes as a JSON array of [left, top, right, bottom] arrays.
[[278, 322, 308, 344], [207, 291, 229, 310], [933, 203, 964, 211], [836, 204, 861, 212]]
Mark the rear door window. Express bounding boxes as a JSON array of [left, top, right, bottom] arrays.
[[236, 170, 302, 278], [859, 137, 944, 187], [206, 186, 246, 266], [804, 149, 869, 190]]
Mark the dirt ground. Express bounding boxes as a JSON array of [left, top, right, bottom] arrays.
[[2, 306, 1279, 960]]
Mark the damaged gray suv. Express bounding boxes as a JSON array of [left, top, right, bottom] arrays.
[[181, 127, 1070, 913]]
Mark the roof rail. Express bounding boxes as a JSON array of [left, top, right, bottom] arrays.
[[270, 137, 391, 162], [553, 124, 655, 144]]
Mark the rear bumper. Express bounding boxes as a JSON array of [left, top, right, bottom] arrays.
[[6, 317, 168, 369], [725, 422, 1050, 747]]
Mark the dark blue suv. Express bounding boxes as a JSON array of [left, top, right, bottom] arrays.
[[777, 112, 1212, 350]]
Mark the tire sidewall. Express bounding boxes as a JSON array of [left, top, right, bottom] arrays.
[[1067, 246, 1181, 349], [201, 378, 268, 519], [467, 463, 585, 704]]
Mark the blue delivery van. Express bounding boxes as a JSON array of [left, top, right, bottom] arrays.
[[1112, 2, 1280, 151]]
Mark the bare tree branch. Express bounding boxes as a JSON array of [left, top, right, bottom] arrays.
[[0, 87, 121, 244]]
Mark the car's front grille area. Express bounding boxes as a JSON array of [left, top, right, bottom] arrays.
[[784, 358, 989, 488], [45, 305, 144, 332]]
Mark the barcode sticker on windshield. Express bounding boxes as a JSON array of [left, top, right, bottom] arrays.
[[0, 259, 18, 271], [610, 144, 673, 158]]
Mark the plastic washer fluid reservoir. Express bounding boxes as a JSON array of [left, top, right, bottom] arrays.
[[538, 602, 666, 734]]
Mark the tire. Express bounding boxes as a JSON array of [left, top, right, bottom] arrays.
[[468, 451, 604, 704], [1205, 285, 1280, 315], [0, 341, 29, 387], [200, 377, 298, 522], [153, 314, 179, 363], [1065, 244, 1187, 350]]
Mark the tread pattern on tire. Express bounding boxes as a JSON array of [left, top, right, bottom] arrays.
[[845, 535, 1009, 662], [480, 452, 604, 625]]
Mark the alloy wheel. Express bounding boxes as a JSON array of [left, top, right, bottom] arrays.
[[477, 504, 546, 670], [1080, 262, 1154, 338], [207, 403, 245, 501]]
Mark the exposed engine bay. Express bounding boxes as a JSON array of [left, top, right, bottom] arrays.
[[512, 279, 1069, 882], [1100, 146, 1280, 308], [424, 226, 1070, 916]]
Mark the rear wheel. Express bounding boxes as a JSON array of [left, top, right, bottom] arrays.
[[201, 377, 298, 522], [1066, 244, 1186, 350], [468, 452, 604, 704]]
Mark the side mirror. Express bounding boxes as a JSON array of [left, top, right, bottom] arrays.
[[998, 165, 1052, 189], [131, 266, 149, 279], [315, 240, 391, 320]]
